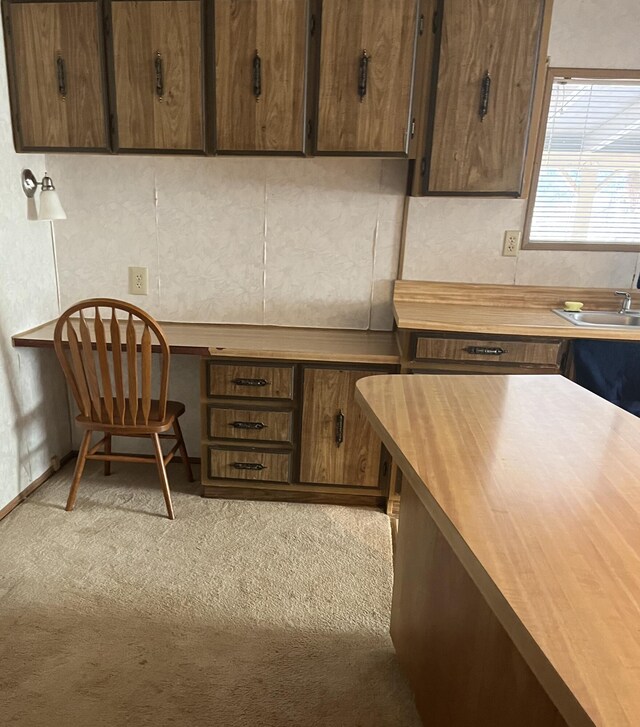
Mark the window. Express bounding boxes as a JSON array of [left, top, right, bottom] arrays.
[[524, 70, 640, 251]]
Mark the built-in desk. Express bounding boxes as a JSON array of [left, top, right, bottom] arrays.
[[13, 320, 400, 507], [356, 374, 640, 727], [13, 319, 400, 364]]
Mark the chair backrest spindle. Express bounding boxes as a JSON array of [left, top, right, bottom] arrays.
[[110, 309, 126, 425], [94, 307, 114, 424], [126, 314, 138, 424]]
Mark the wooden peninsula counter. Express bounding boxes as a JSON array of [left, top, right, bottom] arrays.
[[356, 375, 640, 727]]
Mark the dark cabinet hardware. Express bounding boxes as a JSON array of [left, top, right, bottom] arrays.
[[310, 13, 316, 35], [335, 409, 345, 447], [230, 421, 267, 430], [479, 70, 491, 121], [232, 462, 266, 471], [411, 118, 416, 138], [56, 55, 67, 99], [253, 50, 262, 99], [465, 346, 506, 356], [418, 13, 425, 35], [358, 50, 369, 102], [155, 51, 164, 101], [232, 378, 269, 387]]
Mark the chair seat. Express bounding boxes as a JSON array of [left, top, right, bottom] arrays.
[[76, 399, 186, 434]]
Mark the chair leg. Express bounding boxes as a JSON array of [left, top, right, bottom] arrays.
[[66, 431, 92, 512], [151, 433, 175, 520], [173, 418, 194, 483], [104, 434, 112, 476]]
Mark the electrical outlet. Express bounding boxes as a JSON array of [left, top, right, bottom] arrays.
[[503, 230, 521, 257], [128, 266, 148, 295]]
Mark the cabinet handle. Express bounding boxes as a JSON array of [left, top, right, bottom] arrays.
[[479, 71, 491, 121], [230, 421, 267, 430], [335, 409, 345, 447], [56, 56, 67, 99], [155, 52, 164, 101], [232, 462, 265, 471], [253, 50, 262, 100], [464, 346, 506, 356], [358, 50, 370, 102], [232, 378, 269, 387]]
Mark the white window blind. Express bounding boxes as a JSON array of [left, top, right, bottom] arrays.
[[529, 76, 640, 247]]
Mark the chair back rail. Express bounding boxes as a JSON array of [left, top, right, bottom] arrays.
[[54, 299, 170, 425]]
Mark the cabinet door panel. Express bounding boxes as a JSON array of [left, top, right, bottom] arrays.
[[316, 0, 418, 154], [300, 368, 382, 487], [9, 1, 107, 149], [428, 0, 544, 194], [111, 0, 204, 151], [215, 0, 308, 152]]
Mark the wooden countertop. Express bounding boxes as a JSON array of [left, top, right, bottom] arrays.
[[394, 280, 640, 340], [12, 319, 400, 365], [356, 375, 640, 727]]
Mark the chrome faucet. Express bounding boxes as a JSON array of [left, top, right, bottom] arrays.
[[615, 291, 632, 313]]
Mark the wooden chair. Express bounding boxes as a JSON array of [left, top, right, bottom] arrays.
[[53, 298, 194, 519]]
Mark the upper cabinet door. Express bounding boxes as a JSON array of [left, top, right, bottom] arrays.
[[426, 0, 545, 195], [110, 0, 204, 152], [6, 1, 109, 150], [214, 0, 309, 153], [316, 0, 418, 155]]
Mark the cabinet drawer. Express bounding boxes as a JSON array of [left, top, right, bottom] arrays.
[[208, 447, 291, 483], [207, 363, 295, 399], [207, 406, 293, 443], [415, 337, 561, 366]]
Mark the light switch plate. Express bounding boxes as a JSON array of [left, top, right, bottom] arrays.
[[128, 266, 148, 295]]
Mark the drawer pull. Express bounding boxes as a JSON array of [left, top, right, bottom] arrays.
[[230, 421, 267, 430], [465, 346, 507, 356], [335, 409, 345, 447], [232, 462, 265, 471], [232, 378, 269, 387]]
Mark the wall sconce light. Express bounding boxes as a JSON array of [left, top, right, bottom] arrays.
[[22, 169, 67, 221]]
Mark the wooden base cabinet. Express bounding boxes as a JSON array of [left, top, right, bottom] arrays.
[[201, 358, 393, 507], [300, 367, 384, 487]]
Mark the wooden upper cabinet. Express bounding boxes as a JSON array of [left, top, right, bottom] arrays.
[[316, 0, 419, 155], [6, 1, 109, 150], [214, 0, 309, 153], [110, 0, 204, 151], [300, 367, 383, 487], [425, 0, 545, 195]]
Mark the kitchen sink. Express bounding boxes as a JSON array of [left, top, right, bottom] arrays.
[[553, 309, 640, 328]]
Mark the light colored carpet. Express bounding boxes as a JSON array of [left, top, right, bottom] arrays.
[[0, 461, 420, 727]]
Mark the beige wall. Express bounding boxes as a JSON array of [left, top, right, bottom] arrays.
[[0, 34, 71, 511], [400, 0, 640, 288], [46, 155, 406, 331]]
